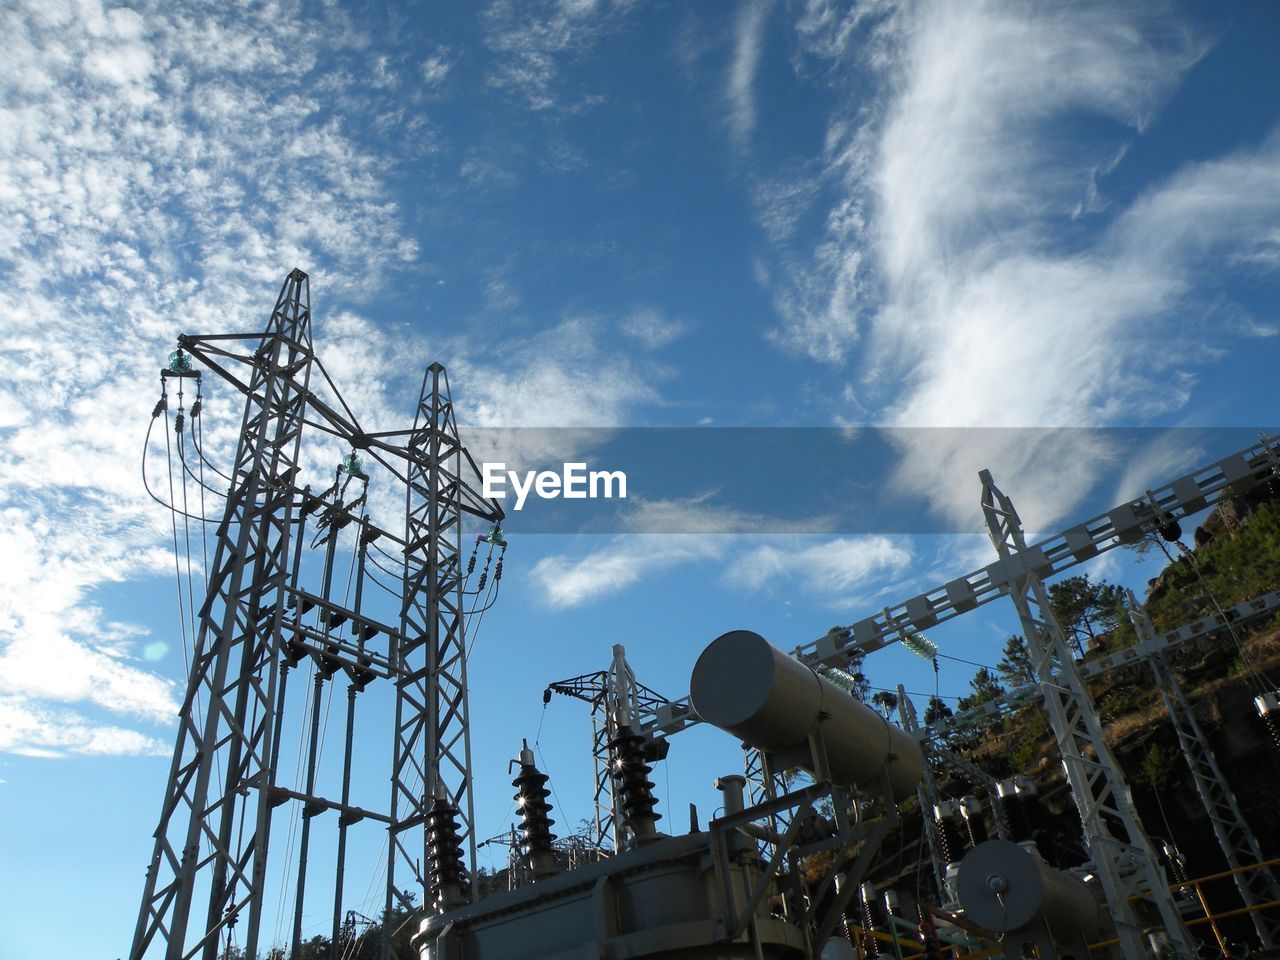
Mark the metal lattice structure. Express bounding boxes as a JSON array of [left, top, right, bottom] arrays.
[[132, 271, 317, 960], [130, 270, 504, 960], [895, 688, 949, 898], [386, 362, 488, 922], [546, 645, 670, 851], [799, 435, 1280, 665], [981, 468, 1197, 959], [1125, 591, 1280, 947]]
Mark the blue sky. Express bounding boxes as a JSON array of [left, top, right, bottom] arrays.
[[2, 0, 1279, 956]]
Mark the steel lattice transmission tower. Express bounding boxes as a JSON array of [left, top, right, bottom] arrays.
[[1125, 590, 1280, 947], [980, 469, 1197, 960], [387, 361, 493, 920], [129, 269, 503, 960]]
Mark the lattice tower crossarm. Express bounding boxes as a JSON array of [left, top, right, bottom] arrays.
[[1125, 591, 1280, 947], [980, 469, 1197, 960]]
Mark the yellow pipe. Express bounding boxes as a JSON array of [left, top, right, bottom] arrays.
[[1181, 856, 1280, 888], [1190, 881, 1229, 958], [1186, 897, 1280, 927]]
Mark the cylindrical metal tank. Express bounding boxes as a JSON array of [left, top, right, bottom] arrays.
[[690, 631, 923, 801], [955, 839, 1101, 936]]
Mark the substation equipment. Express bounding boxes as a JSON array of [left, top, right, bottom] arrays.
[[131, 269, 507, 960], [132, 269, 1280, 960]]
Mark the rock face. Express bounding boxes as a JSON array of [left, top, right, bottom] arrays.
[[1118, 677, 1280, 860]]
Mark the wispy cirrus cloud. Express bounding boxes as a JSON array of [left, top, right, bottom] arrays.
[[760, 1, 1280, 529], [530, 535, 722, 609], [726, 0, 772, 146], [529, 530, 913, 610], [528, 494, 909, 609], [724, 535, 911, 595], [481, 0, 635, 111]]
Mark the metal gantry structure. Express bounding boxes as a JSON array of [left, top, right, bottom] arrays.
[[980, 468, 1198, 956], [628, 433, 1280, 958], [797, 435, 1280, 664], [546, 644, 671, 852], [1125, 590, 1280, 946], [130, 270, 504, 960]]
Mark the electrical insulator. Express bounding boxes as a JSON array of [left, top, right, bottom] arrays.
[[424, 793, 470, 911], [859, 883, 882, 959], [960, 795, 988, 846], [152, 397, 167, 418], [996, 779, 1033, 842], [174, 411, 185, 434], [494, 557, 503, 582], [609, 724, 661, 842], [512, 740, 559, 878], [1160, 841, 1191, 888], [466, 553, 476, 575], [933, 801, 965, 865], [477, 569, 488, 590], [1256, 693, 1280, 752], [189, 399, 201, 419]]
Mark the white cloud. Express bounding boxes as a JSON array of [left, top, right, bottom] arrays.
[[620, 308, 687, 349], [481, 0, 632, 111], [725, 535, 911, 595], [727, 0, 771, 145], [766, 2, 1280, 527], [530, 535, 720, 608], [0, 697, 169, 758], [0, 0, 420, 758], [458, 315, 661, 428], [422, 49, 453, 86], [529, 521, 910, 610]]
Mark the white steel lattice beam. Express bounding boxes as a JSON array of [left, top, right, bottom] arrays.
[[982, 469, 1197, 960], [1126, 591, 1280, 947], [801, 435, 1280, 666]]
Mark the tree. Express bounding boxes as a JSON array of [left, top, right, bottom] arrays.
[[996, 635, 1035, 686], [870, 690, 898, 719], [1047, 574, 1125, 656], [844, 647, 871, 701], [923, 696, 953, 726], [957, 667, 1005, 712]]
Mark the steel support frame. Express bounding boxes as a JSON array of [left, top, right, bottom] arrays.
[[742, 746, 793, 849], [1126, 593, 1280, 947], [981, 469, 1197, 960], [131, 270, 315, 960], [386, 362, 476, 926], [547, 645, 670, 853], [802, 435, 1280, 665], [895, 687, 948, 898], [132, 269, 503, 960]]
